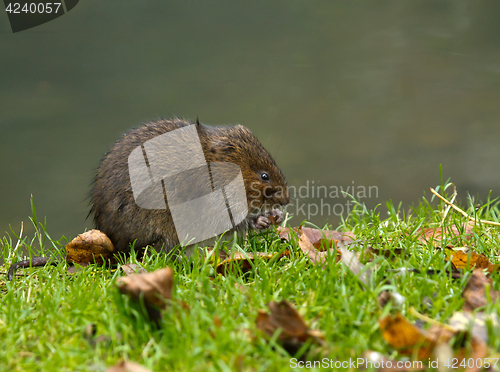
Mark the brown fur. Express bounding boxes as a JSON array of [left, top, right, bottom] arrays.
[[90, 118, 289, 254]]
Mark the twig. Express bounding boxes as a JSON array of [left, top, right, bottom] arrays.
[[409, 307, 457, 332], [441, 185, 457, 223], [430, 187, 500, 227]]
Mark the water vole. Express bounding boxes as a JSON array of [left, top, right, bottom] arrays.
[[90, 118, 290, 254]]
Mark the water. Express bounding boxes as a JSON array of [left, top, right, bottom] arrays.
[[1, 1, 500, 258]]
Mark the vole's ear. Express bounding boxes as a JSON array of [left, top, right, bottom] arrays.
[[196, 116, 201, 129]]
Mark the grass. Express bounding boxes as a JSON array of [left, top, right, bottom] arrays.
[[1, 179, 500, 372]]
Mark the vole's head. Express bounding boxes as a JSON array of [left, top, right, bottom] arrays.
[[202, 124, 289, 214]]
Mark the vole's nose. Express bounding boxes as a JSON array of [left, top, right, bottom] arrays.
[[278, 190, 290, 206], [280, 197, 290, 206]]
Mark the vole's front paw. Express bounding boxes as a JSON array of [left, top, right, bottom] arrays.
[[251, 209, 284, 230], [253, 215, 271, 230], [266, 209, 284, 225]]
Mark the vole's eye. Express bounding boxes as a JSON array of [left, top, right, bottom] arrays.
[[260, 172, 270, 181]]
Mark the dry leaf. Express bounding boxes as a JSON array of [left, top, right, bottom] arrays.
[[417, 223, 473, 248], [338, 241, 371, 286], [463, 269, 500, 312], [379, 313, 436, 360], [298, 233, 336, 265], [216, 251, 290, 276], [425, 323, 460, 345], [278, 226, 356, 249], [121, 264, 148, 276], [380, 312, 490, 370], [301, 227, 355, 250], [66, 229, 115, 265], [335, 241, 404, 306], [278, 226, 356, 265], [447, 249, 497, 274], [116, 267, 174, 309], [106, 360, 152, 372], [365, 247, 406, 260], [256, 300, 324, 355]]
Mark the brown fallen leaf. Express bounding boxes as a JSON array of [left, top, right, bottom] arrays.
[[278, 226, 356, 249], [463, 269, 500, 312], [446, 249, 497, 274], [105, 360, 152, 372], [379, 313, 436, 360], [335, 241, 405, 307], [66, 229, 115, 265], [339, 241, 409, 311], [338, 240, 372, 286], [205, 247, 229, 262], [380, 311, 490, 371], [216, 251, 290, 276], [298, 233, 338, 265], [276, 226, 298, 242], [425, 323, 461, 345], [278, 226, 357, 265], [121, 264, 148, 276], [416, 223, 474, 248], [256, 300, 324, 355], [364, 247, 407, 261], [302, 227, 356, 250], [365, 314, 488, 372], [116, 267, 174, 309]]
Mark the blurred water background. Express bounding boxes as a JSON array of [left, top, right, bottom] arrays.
[[1, 1, 500, 259]]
